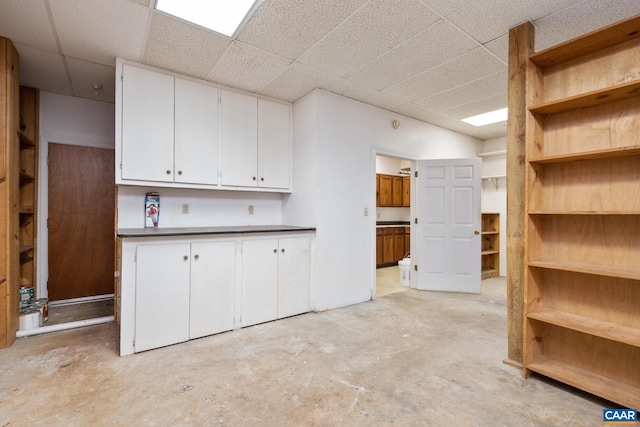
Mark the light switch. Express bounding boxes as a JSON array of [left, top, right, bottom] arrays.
[[248, 205, 254, 215], [182, 204, 189, 214]]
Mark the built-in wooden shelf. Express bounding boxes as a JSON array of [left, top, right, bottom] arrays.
[[528, 307, 640, 347], [19, 171, 34, 186], [527, 357, 640, 410], [528, 145, 640, 164], [529, 15, 640, 69], [528, 260, 640, 282], [482, 230, 498, 235], [477, 150, 506, 157], [529, 80, 640, 116], [19, 245, 34, 254], [18, 130, 35, 148], [482, 250, 499, 256]]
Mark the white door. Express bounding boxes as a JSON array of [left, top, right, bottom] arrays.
[[277, 237, 311, 319], [415, 159, 481, 293], [174, 78, 219, 185], [135, 243, 190, 352], [240, 238, 278, 327], [220, 89, 258, 187], [121, 64, 174, 182], [189, 241, 236, 339], [258, 99, 291, 189]]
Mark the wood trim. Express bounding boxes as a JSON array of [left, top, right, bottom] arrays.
[[506, 22, 533, 365]]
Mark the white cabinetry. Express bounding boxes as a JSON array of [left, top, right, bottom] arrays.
[[121, 64, 174, 183], [189, 241, 236, 339], [220, 90, 291, 190], [135, 243, 191, 352], [220, 89, 258, 187], [174, 78, 219, 185], [241, 236, 310, 327], [132, 240, 236, 353]]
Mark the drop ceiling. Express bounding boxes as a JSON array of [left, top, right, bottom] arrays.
[[1, 0, 639, 140]]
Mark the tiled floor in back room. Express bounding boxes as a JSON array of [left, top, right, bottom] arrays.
[[376, 265, 409, 297]]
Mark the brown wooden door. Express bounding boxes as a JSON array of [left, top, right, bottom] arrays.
[[394, 227, 405, 261], [402, 176, 410, 206], [392, 176, 403, 206], [48, 143, 114, 301], [379, 175, 392, 207], [382, 228, 394, 263]]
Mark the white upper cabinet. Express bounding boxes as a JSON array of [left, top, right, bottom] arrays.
[[121, 64, 174, 183], [116, 60, 291, 192], [174, 78, 219, 185], [258, 99, 291, 190], [220, 89, 258, 187]]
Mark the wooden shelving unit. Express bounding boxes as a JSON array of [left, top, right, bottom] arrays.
[[1, 37, 20, 348], [522, 15, 640, 409], [481, 213, 499, 279]]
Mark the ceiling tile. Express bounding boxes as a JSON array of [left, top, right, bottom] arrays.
[[533, 0, 640, 51], [440, 92, 507, 119], [258, 62, 334, 102], [361, 91, 407, 111], [297, 0, 440, 77], [206, 42, 292, 93], [346, 19, 478, 90], [322, 77, 377, 100], [421, 0, 468, 17], [142, 12, 231, 79], [128, 0, 150, 6], [484, 35, 508, 63], [14, 43, 72, 96], [394, 103, 490, 139], [66, 57, 116, 103], [49, 0, 150, 66], [386, 47, 505, 101], [0, 0, 58, 52], [446, 0, 583, 44], [414, 70, 507, 111], [237, 0, 367, 60]]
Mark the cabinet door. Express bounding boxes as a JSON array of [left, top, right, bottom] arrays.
[[394, 228, 405, 261], [175, 78, 219, 185], [241, 238, 278, 327], [379, 175, 392, 206], [258, 99, 290, 189], [392, 176, 403, 206], [402, 176, 410, 207], [382, 229, 394, 263], [220, 90, 258, 187], [376, 229, 383, 265], [121, 64, 174, 182], [404, 227, 410, 256], [189, 241, 236, 339], [135, 243, 190, 352], [277, 237, 310, 318]]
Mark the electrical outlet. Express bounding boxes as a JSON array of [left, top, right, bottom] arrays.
[[248, 205, 254, 215], [182, 203, 189, 214]]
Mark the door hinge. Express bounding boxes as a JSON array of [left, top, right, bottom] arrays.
[[414, 218, 418, 224], [119, 162, 123, 170], [414, 265, 418, 271], [414, 171, 418, 178]]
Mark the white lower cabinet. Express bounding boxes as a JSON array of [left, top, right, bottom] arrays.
[[120, 232, 312, 355], [241, 236, 311, 327], [189, 241, 236, 339], [135, 243, 191, 352]]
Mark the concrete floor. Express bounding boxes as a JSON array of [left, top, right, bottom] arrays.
[[0, 277, 611, 426]]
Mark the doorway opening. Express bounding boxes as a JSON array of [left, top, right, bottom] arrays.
[[374, 154, 413, 298]]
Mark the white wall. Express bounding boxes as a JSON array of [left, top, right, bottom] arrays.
[[480, 136, 507, 276], [285, 89, 482, 311]]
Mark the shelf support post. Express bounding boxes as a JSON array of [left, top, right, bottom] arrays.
[[505, 21, 533, 368]]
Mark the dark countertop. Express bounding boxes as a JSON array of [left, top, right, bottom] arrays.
[[117, 225, 316, 238], [376, 221, 410, 227]]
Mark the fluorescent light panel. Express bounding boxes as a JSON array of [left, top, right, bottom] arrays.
[[155, 0, 258, 37], [461, 108, 508, 127]]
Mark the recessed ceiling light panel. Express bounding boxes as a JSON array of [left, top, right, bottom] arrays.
[[155, 0, 259, 37], [461, 108, 508, 127]]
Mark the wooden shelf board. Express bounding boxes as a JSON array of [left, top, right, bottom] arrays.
[[528, 261, 640, 281], [481, 231, 499, 235], [529, 80, 640, 116], [477, 150, 506, 157], [482, 250, 499, 255], [527, 356, 640, 409], [527, 307, 640, 347], [18, 130, 35, 148], [528, 145, 640, 164], [19, 245, 34, 254], [482, 269, 499, 279], [19, 171, 35, 185], [529, 211, 640, 215], [529, 15, 640, 69]]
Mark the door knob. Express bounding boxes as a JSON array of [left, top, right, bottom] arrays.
[[183, 255, 188, 260], [194, 254, 199, 260], [474, 230, 480, 235]]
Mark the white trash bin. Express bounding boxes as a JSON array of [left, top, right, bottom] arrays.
[[398, 258, 410, 286]]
